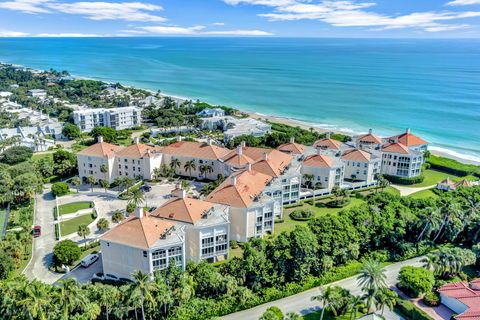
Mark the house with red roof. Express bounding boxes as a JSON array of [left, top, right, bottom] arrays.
[[341, 148, 380, 184], [438, 280, 480, 320], [355, 129, 383, 150], [301, 150, 345, 191], [387, 128, 429, 152]]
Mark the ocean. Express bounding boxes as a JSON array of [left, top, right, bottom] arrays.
[[0, 37, 479, 161]]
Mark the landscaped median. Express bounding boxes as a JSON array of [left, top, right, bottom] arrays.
[[54, 201, 96, 239]]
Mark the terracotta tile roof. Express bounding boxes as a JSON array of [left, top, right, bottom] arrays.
[[391, 130, 428, 146], [313, 138, 342, 150], [277, 142, 305, 155], [100, 213, 176, 249], [77, 142, 124, 158], [455, 179, 473, 188], [438, 177, 455, 186], [161, 141, 230, 160], [150, 197, 214, 224], [341, 149, 372, 162], [222, 152, 255, 167], [206, 169, 273, 208], [357, 133, 382, 144], [223, 146, 293, 177], [303, 154, 334, 168], [439, 281, 480, 320], [382, 142, 410, 154], [116, 143, 162, 158]]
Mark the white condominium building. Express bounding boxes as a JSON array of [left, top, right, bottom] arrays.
[[100, 208, 185, 279], [301, 150, 345, 191], [73, 106, 141, 133], [150, 188, 230, 263], [206, 168, 279, 242], [381, 143, 423, 178], [341, 149, 380, 184], [355, 129, 383, 151]]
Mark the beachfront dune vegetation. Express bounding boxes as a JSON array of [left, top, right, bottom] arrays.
[[427, 154, 480, 177], [1, 186, 479, 319]]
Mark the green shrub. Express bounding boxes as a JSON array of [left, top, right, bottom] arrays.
[[427, 155, 480, 177], [290, 209, 314, 221], [230, 240, 239, 249], [51, 182, 70, 197], [53, 240, 81, 266], [398, 266, 435, 298], [423, 291, 440, 307], [394, 297, 434, 320], [325, 199, 351, 208], [384, 174, 425, 185], [0, 146, 33, 165], [263, 306, 283, 320]]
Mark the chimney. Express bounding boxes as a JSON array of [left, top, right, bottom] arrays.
[[290, 137, 295, 144], [177, 135, 182, 142], [406, 128, 411, 134], [247, 163, 252, 172], [135, 207, 144, 219], [236, 145, 243, 155], [326, 133, 331, 139], [134, 137, 140, 144], [263, 152, 268, 161], [173, 188, 186, 199], [368, 128, 372, 134], [231, 175, 237, 186], [98, 136, 104, 143], [240, 141, 246, 147], [207, 137, 212, 145], [317, 148, 322, 155]]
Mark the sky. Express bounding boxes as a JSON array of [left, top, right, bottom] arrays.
[[1, 0, 480, 37]]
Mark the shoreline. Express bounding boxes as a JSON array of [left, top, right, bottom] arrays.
[[3, 61, 480, 166]]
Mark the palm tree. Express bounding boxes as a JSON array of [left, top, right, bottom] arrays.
[[126, 189, 145, 208], [183, 160, 196, 179], [302, 174, 314, 189], [433, 201, 462, 242], [421, 253, 439, 272], [374, 288, 397, 316], [313, 182, 322, 206], [100, 163, 108, 181], [86, 176, 96, 192], [130, 270, 157, 320], [100, 180, 109, 193], [170, 158, 181, 173], [311, 286, 337, 320], [71, 176, 81, 192], [55, 279, 84, 320], [416, 207, 441, 242], [77, 224, 90, 248], [18, 280, 50, 320], [93, 284, 119, 320], [347, 295, 364, 320], [153, 271, 173, 315], [357, 260, 387, 295]]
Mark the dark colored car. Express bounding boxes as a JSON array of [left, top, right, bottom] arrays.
[[140, 185, 152, 192], [32, 226, 41, 237]]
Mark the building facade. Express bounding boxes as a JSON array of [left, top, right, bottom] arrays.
[[73, 106, 141, 133]]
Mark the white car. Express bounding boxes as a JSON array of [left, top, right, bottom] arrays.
[[80, 253, 99, 268]]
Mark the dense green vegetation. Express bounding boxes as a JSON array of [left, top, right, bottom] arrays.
[[0, 146, 33, 165], [427, 154, 480, 177], [397, 266, 435, 298]]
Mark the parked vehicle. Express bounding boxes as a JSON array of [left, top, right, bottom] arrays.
[[92, 272, 104, 281], [80, 253, 99, 268], [105, 273, 119, 281], [32, 226, 41, 238], [140, 184, 152, 192]]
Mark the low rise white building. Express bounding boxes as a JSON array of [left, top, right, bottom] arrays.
[[28, 89, 47, 100], [197, 108, 225, 118], [380, 143, 423, 178], [341, 149, 380, 183], [301, 151, 345, 191], [114, 138, 163, 180], [73, 106, 141, 133]]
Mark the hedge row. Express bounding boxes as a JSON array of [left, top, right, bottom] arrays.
[[384, 174, 425, 185], [427, 155, 480, 177], [394, 297, 434, 320]]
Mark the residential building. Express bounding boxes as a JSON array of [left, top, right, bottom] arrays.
[[438, 280, 480, 320], [437, 178, 474, 191], [222, 142, 301, 205], [28, 89, 47, 100], [160, 140, 230, 180], [301, 150, 345, 191], [206, 168, 279, 242], [0, 123, 62, 152], [313, 135, 343, 151], [73, 106, 141, 133], [150, 188, 229, 263], [100, 208, 185, 279], [355, 129, 382, 150], [76, 136, 124, 183], [277, 137, 305, 158], [223, 118, 272, 142], [380, 143, 423, 178], [114, 137, 163, 180], [387, 128, 429, 152], [341, 149, 380, 183], [196, 108, 225, 118]]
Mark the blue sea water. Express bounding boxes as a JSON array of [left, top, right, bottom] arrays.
[[0, 37, 479, 160]]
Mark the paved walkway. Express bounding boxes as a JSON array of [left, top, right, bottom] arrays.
[[222, 257, 424, 320], [23, 186, 64, 284], [394, 288, 453, 320], [391, 184, 436, 197]]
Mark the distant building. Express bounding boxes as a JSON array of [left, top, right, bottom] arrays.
[[28, 89, 47, 100], [73, 106, 141, 133], [0, 91, 12, 99], [438, 280, 480, 320], [355, 129, 383, 150], [437, 178, 474, 191], [197, 108, 225, 118], [0, 123, 61, 152], [313, 134, 344, 151], [223, 118, 272, 142]]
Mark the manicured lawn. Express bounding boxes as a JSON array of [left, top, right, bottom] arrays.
[[302, 310, 364, 320], [32, 152, 54, 161], [383, 186, 401, 196], [409, 188, 439, 200], [59, 212, 96, 236], [407, 169, 470, 188], [56, 201, 93, 216], [275, 197, 366, 236]]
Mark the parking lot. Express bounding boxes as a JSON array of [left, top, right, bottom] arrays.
[[61, 253, 103, 284]]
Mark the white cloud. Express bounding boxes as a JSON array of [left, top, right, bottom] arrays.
[[446, 0, 480, 6], [139, 25, 206, 35], [0, 0, 51, 14], [228, 0, 480, 32], [204, 29, 273, 35], [211, 22, 225, 26], [0, 29, 29, 37], [51, 2, 165, 22], [36, 32, 104, 37]]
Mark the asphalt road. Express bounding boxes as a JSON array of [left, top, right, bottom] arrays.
[[222, 256, 424, 320], [61, 254, 103, 284]]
